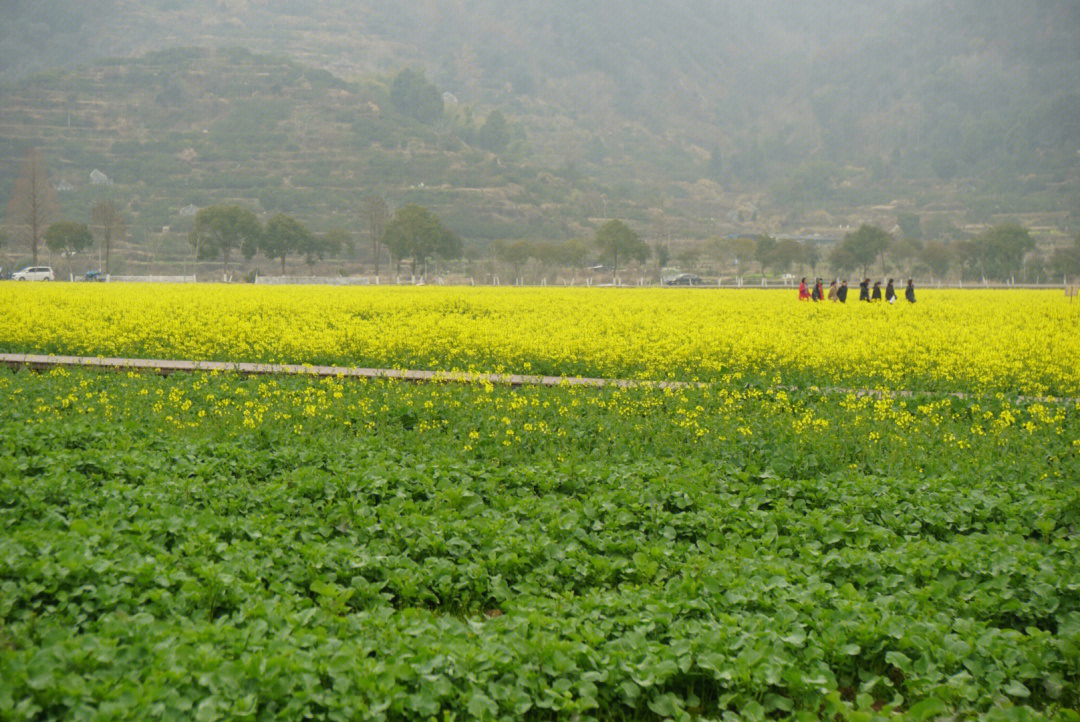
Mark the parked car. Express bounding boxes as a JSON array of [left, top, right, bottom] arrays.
[[12, 266, 55, 281], [664, 273, 704, 286], [84, 270, 106, 282]]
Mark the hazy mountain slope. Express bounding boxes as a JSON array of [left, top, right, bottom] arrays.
[[0, 48, 619, 253], [2, 0, 1078, 227]]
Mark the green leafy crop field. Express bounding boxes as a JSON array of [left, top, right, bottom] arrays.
[[1, 368, 1078, 720]]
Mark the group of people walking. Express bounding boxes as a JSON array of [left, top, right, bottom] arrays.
[[798, 277, 915, 304]]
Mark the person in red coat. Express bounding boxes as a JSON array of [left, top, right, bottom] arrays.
[[798, 277, 811, 301]]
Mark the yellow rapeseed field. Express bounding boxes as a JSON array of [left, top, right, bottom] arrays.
[[2, 283, 1077, 395]]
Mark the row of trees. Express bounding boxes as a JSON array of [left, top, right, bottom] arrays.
[[630, 223, 1080, 285], [190, 201, 468, 279], [493, 220, 650, 279], [710, 223, 1073, 283], [189, 206, 348, 276], [5, 149, 127, 273], [7, 150, 1076, 283], [827, 222, 1056, 281]]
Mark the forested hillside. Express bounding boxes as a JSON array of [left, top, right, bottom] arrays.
[[1, 0, 1078, 248]]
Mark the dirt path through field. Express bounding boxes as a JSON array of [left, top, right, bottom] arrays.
[[1, 353, 1075, 404]]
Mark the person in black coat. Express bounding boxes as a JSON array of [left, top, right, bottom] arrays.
[[905, 278, 916, 303], [885, 278, 896, 303], [871, 281, 882, 301], [811, 279, 823, 301], [837, 280, 849, 303], [859, 278, 870, 302]]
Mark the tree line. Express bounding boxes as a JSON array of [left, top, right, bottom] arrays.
[[692, 224, 1080, 284], [6, 148, 1079, 283], [3, 149, 126, 278], [824, 222, 1076, 283]]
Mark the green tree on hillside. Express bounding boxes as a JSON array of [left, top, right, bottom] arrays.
[[654, 242, 670, 269], [771, 238, 802, 275], [476, 110, 510, 153], [301, 230, 343, 271], [830, 224, 891, 277], [45, 221, 93, 280], [970, 223, 1036, 281], [1049, 234, 1080, 279], [594, 219, 648, 279], [390, 69, 443, 124], [888, 234, 922, 273], [261, 212, 311, 274], [729, 237, 755, 274], [324, 229, 351, 263], [191, 205, 261, 279], [495, 239, 532, 279], [382, 204, 460, 275], [897, 212, 923, 241], [921, 240, 954, 279], [754, 235, 778, 274], [556, 239, 590, 272]]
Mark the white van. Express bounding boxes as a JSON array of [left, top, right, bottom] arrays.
[[12, 266, 55, 281]]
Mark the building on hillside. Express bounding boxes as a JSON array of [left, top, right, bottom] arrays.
[[90, 169, 110, 185], [55, 179, 75, 192], [176, 148, 198, 163], [179, 204, 199, 218]]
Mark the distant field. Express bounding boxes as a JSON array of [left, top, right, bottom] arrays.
[[2, 284, 1079, 396]]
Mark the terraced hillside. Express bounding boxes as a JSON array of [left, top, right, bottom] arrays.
[[2, 47, 678, 263]]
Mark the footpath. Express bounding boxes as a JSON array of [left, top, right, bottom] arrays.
[[1, 353, 1075, 404]]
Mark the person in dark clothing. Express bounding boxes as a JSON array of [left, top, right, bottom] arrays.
[[811, 279, 823, 301], [871, 281, 882, 301], [837, 280, 849, 303], [859, 278, 870, 302], [885, 278, 896, 303], [905, 278, 916, 303]]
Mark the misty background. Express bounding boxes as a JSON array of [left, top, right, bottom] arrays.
[[1, 0, 1078, 279]]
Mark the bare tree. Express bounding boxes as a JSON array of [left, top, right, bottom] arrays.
[[91, 199, 126, 275], [7, 149, 58, 265], [187, 225, 212, 280], [364, 194, 389, 276]]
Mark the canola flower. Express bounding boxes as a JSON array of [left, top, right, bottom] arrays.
[[2, 283, 1078, 396], [7, 366, 1076, 470]]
